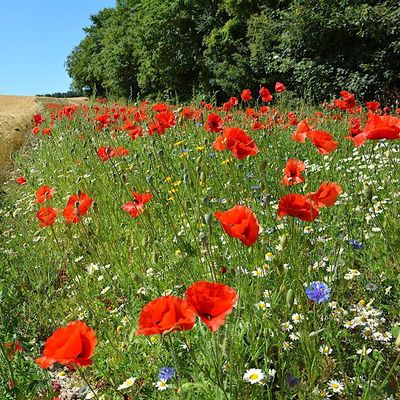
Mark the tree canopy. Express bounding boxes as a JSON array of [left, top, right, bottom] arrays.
[[66, 0, 400, 102]]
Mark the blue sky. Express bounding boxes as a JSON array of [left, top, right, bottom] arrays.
[[0, 1, 115, 96]]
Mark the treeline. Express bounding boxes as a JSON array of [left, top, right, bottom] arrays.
[[66, 0, 400, 103], [36, 90, 83, 98]]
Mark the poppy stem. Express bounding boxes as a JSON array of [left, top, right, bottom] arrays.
[[0, 343, 17, 397], [76, 365, 99, 400]]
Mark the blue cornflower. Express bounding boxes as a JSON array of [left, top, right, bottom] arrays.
[[349, 239, 363, 250], [287, 375, 299, 387], [247, 173, 255, 179], [305, 281, 331, 303], [158, 367, 175, 382]]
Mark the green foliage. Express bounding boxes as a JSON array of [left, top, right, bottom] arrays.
[[66, 0, 400, 102]]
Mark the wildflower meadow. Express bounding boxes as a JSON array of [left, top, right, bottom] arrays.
[[1, 88, 400, 399]]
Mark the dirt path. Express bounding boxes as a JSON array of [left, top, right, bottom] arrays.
[[0, 95, 86, 180]]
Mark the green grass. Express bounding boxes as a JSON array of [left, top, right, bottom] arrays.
[[0, 97, 399, 399]]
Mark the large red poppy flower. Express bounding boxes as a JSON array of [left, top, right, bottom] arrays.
[[351, 113, 400, 147], [212, 127, 258, 160], [136, 296, 196, 336], [63, 192, 93, 223], [156, 110, 176, 130], [281, 159, 306, 186], [185, 281, 238, 332], [275, 82, 286, 93], [241, 89, 252, 102], [306, 130, 338, 154], [334, 90, 356, 111], [366, 101, 380, 112], [214, 205, 259, 246], [259, 86, 272, 102], [121, 192, 153, 218], [291, 120, 311, 143], [277, 193, 319, 222], [36, 321, 97, 369], [205, 113, 224, 133], [37, 207, 58, 227], [309, 182, 342, 207], [35, 185, 55, 204]]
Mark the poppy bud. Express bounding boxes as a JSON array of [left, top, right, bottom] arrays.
[[279, 234, 287, 252], [199, 232, 208, 246], [396, 328, 400, 351], [200, 172, 206, 186], [141, 236, 148, 247], [196, 156, 202, 165], [146, 175, 153, 184], [157, 149, 164, 158], [259, 160, 267, 173], [202, 196, 208, 205], [309, 328, 325, 337], [363, 183, 372, 202], [286, 288, 294, 308], [219, 266, 228, 274], [204, 213, 213, 226]]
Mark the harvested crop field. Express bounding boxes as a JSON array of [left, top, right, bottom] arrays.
[[0, 95, 86, 180]]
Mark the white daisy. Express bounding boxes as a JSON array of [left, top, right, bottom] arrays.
[[156, 379, 168, 391], [243, 368, 264, 385], [118, 377, 136, 390], [328, 379, 344, 394]]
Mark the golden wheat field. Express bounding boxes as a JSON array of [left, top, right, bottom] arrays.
[[0, 95, 86, 180]]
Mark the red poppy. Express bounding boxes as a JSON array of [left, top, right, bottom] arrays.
[[16, 176, 27, 185], [281, 159, 306, 186], [241, 89, 252, 102], [185, 281, 238, 332], [291, 120, 311, 143], [275, 82, 286, 93], [121, 192, 153, 218], [334, 90, 356, 111], [309, 182, 342, 207], [36, 321, 97, 369], [33, 114, 44, 126], [136, 296, 196, 336], [352, 114, 400, 147], [228, 97, 238, 106], [37, 207, 58, 227], [212, 127, 258, 160], [152, 102, 168, 112], [156, 110, 176, 130], [63, 192, 93, 223], [214, 205, 259, 246], [128, 126, 143, 140], [112, 147, 129, 157], [251, 120, 264, 130], [5, 340, 23, 352], [259, 86, 272, 102], [148, 121, 165, 135], [205, 113, 224, 133], [306, 130, 338, 154], [366, 101, 380, 112], [364, 114, 400, 141], [35, 185, 55, 203], [97, 146, 113, 162], [277, 193, 319, 222]]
